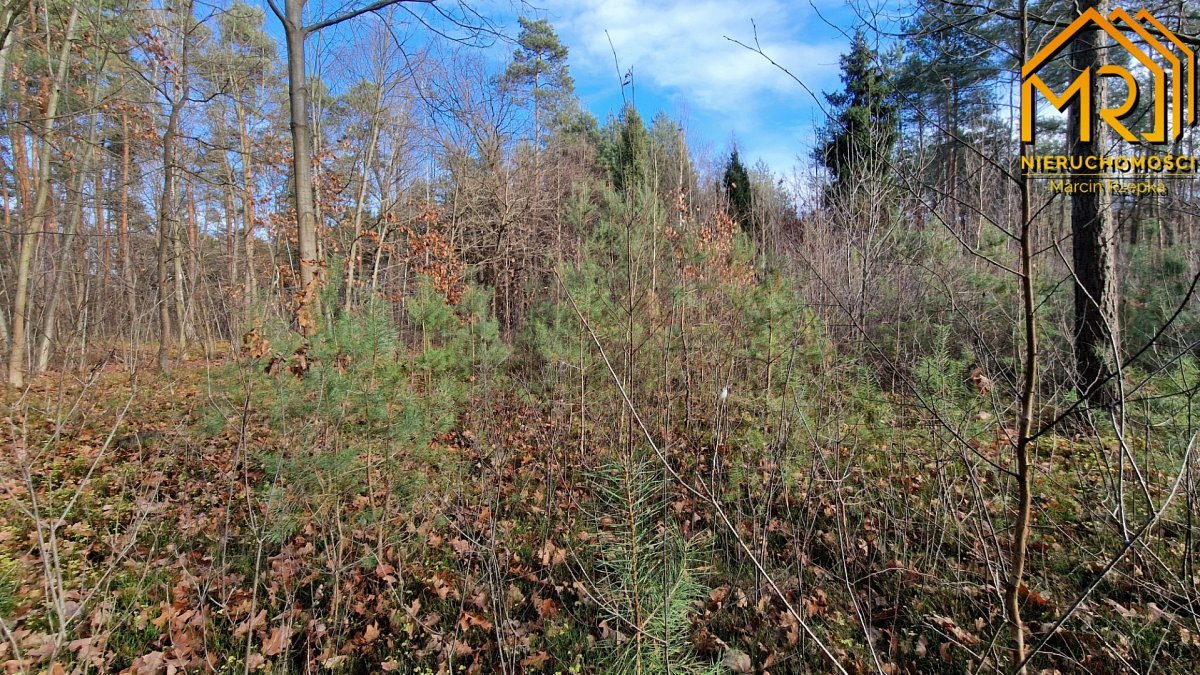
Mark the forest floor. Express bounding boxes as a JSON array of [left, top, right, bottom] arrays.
[[2, 358, 1197, 673]]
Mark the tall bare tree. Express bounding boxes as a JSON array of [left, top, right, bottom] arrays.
[[7, 5, 78, 387], [266, 0, 434, 334], [1069, 0, 1120, 407]]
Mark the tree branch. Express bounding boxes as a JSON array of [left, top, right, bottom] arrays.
[[941, 0, 1200, 47], [265, 0, 286, 27], [304, 0, 435, 35], [1011, 433, 1195, 673]]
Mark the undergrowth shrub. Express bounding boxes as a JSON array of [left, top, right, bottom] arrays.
[[222, 268, 510, 668], [582, 450, 716, 674]]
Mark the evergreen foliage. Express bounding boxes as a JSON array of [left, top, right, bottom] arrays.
[[6, 7, 1200, 673], [504, 17, 574, 105], [818, 31, 898, 187], [722, 149, 753, 233], [585, 452, 716, 674], [602, 104, 652, 193], [896, 1, 998, 137]]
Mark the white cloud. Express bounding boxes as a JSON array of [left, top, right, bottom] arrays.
[[551, 0, 843, 116]]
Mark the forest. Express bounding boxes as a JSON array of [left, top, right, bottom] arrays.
[[1, 0, 1198, 672]]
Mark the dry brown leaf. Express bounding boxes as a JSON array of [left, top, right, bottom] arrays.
[[262, 625, 291, 657], [539, 541, 566, 567], [457, 612, 492, 632], [536, 597, 558, 619], [1019, 583, 1053, 610], [804, 588, 829, 617], [520, 651, 551, 668], [234, 610, 267, 637], [722, 648, 754, 673]]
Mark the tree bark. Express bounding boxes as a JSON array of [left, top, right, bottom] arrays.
[[36, 58, 106, 373], [95, 132, 109, 314], [1070, 0, 1119, 407], [35, 150, 88, 373], [237, 102, 258, 301], [119, 108, 137, 335], [156, 101, 180, 371], [7, 6, 78, 387], [172, 181, 189, 354], [344, 80, 384, 312], [1004, 8, 1037, 673], [269, 0, 434, 332], [155, 5, 192, 371], [222, 142, 238, 298], [0, 2, 21, 107], [282, 0, 321, 332]]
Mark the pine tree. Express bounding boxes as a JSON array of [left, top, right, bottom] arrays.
[[818, 31, 898, 189], [603, 104, 651, 194], [648, 112, 697, 205], [897, 1, 999, 143], [896, 1, 1000, 231], [504, 17, 573, 180]]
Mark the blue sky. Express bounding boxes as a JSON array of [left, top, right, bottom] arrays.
[[538, 0, 861, 175], [279, 0, 869, 175]]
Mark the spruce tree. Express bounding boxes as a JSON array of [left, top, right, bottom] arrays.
[[603, 104, 651, 194], [818, 31, 898, 189], [722, 149, 753, 233]]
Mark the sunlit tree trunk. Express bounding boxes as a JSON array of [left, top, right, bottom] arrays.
[[95, 136, 109, 319], [344, 81, 384, 312], [156, 106, 178, 372], [172, 183, 189, 353], [36, 61, 105, 373], [237, 103, 258, 301], [282, 0, 320, 314], [222, 144, 238, 297], [8, 6, 78, 387], [35, 153, 87, 373], [272, 0, 434, 332]]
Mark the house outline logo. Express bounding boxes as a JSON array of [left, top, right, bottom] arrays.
[[1021, 7, 1195, 145]]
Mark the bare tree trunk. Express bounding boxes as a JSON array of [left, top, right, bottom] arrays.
[[120, 109, 137, 336], [95, 137, 109, 321], [282, 0, 321, 333], [156, 109, 177, 372], [156, 64, 189, 369], [0, 301, 8, 353], [0, 3, 20, 106], [272, 0, 434, 331], [1004, 7, 1037, 672], [36, 61, 105, 373], [173, 185, 189, 354], [344, 81, 384, 312], [1071, 0, 1119, 407], [7, 6, 78, 388], [6, 108, 28, 263], [35, 157, 87, 373], [533, 69, 540, 190], [222, 148, 238, 297], [237, 103, 258, 301], [156, 0, 195, 370]]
